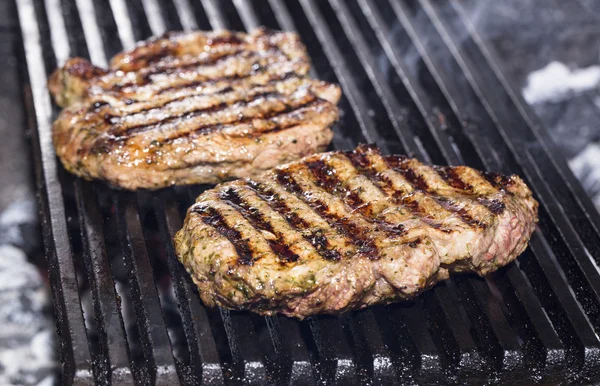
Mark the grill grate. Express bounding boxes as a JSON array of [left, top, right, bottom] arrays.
[[16, 0, 600, 384]]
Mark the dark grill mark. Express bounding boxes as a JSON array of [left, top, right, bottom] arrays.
[[246, 180, 342, 261], [92, 95, 323, 155], [113, 91, 280, 137], [306, 159, 405, 235], [139, 49, 248, 81], [156, 98, 323, 145], [122, 85, 238, 116], [345, 151, 456, 233], [87, 101, 110, 113], [155, 70, 300, 95], [220, 188, 299, 263], [435, 197, 486, 229], [397, 166, 430, 192], [274, 170, 381, 260], [478, 198, 506, 215], [384, 158, 488, 230], [207, 35, 244, 46], [306, 160, 343, 194], [192, 205, 255, 265], [436, 166, 473, 192], [386, 157, 431, 192], [482, 171, 514, 190], [344, 147, 372, 169], [407, 238, 422, 248]]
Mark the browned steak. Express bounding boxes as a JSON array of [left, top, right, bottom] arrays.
[[174, 145, 538, 318], [48, 29, 341, 190]]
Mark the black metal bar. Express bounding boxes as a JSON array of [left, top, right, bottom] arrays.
[[450, 0, 600, 239], [307, 317, 358, 385], [115, 193, 179, 384], [153, 194, 225, 385], [346, 310, 398, 384], [263, 0, 354, 150], [297, 0, 390, 153], [268, 316, 316, 386], [323, 0, 423, 159], [219, 309, 268, 384], [525, 237, 600, 379], [354, 0, 460, 164], [329, 0, 528, 378], [75, 181, 134, 384], [139, 0, 167, 35], [399, 301, 444, 381], [106, 0, 136, 50], [17, 0, 94, 384], [418, 0, 600, 337], [170, 0, 198, 31], [384, 0, 580, 377], [422, 286, 487, 379]]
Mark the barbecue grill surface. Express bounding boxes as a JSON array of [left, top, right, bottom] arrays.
[[16, 0, 600, 385]]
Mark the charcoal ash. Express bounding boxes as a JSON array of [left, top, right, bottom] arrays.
[[0, 199, 56, 385]]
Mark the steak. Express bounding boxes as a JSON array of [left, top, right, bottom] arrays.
[[48, 29, 341, 190], [174, 145, 538, 318]]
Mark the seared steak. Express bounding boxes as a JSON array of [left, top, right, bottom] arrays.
[[174, 145, 538, 318], [48, 29, 341, 190]]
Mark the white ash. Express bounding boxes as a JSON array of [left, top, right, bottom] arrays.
[[569, 143, 600, 210], [522, 61, 600, 212], [0, 244, 57, 385], [523, 61, 600, 104], [0, 198, 40, 256]]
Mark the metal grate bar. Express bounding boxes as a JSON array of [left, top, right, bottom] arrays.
[[220, 310, 268, 384], [264, 0, 354, 150], [384, 0, 585, 375], [526, 237, 600, 376], [18, 0, 94, 383], [75, 181, 133, 384], [346, 310, 398, 383], [307, 317, 358, 385], [450, 0, 600, 239], [399, 301, 444, 380], [422, 287, 485, 377], [73, 0, 108, 66], [417, 0, 600, 337], [107, 0, 136, 50], [355, 0, 459, 165], [199, 0, 227, 30], [171, 0, 198, 31], [140, 0, 167, 35], [153, 194, 225, 385], [325, 0, 528, 376], [115, 194, 178, 383], [453, 276, 524, 375], [298, 0, 390, 152], [267, 316, 316, 385], [232, 0, 261, 30], [325, 0, 422, 159]]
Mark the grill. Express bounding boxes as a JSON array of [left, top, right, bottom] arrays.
[[15, 0, 600, 384]]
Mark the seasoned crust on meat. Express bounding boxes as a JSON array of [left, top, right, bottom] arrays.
[[48, 28, 341, 190], [174, 145, 538, 318]]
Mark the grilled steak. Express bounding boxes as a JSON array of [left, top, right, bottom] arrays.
[[48, 29, 341, 190], [174, 145, 538, 318]]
